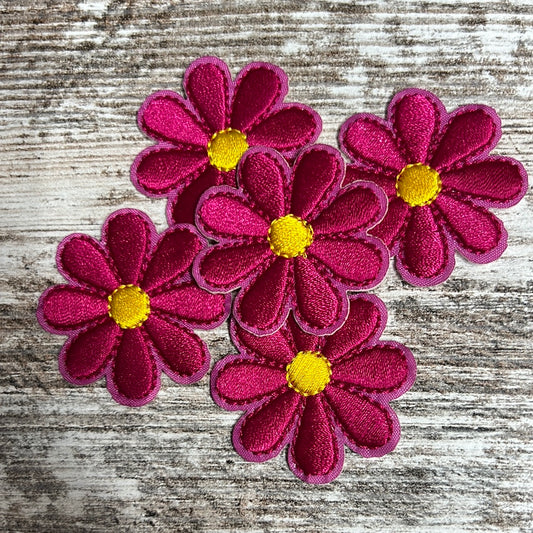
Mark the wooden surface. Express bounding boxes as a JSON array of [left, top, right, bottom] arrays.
[[1, 1, 532, 531]]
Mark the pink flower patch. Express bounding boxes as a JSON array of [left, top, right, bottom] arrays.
[[37, 209, 230, 406], [339, 88, 528, 286], [193, 145, 389, 336], [132, 56, 321, 224], [212, 294, 416, 484]]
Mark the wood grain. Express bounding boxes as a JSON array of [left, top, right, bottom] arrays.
[[1, 1, 531, 531]]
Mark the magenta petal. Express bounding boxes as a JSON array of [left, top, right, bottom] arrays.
[[286, 315, 321, 353], [132, 144, 208, 196], [370, 196, 411, 249], [184, 57, 230, 132], [312, 182, 387, 236], [39, 286, 108, 332], [58, 234, 119, 292], [138, 91, 209, 146], [103, 210, 153, 286], [290, 145, 344, 220], [150, 282, 228, 328], [109, 329, 159, 406], [144, 314, 208, 383], [247, 105, 320, 155], [195, 241, 271, 291], [343, 164, 397, 196], [142, 226, 204, 293], [231, 63, 287, 132], [389, 89, 442, 163], [289, 395, 342, 483], [308, 236, 387, 288], [431, 106, 500, 170], [234, 389, 301, 460], [239, 148, 288, 220], [435, 193, 506, 261], [340, 115, 406, 171], [322, 295, 385, 362], [59, 320, 119, 383]]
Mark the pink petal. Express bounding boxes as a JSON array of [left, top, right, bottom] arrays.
[[343, 164, 397, 197], [369, 196, 411, 249], [196, 242, 271, 291], [143, 314, 208, 382], [58, 235, 119, 292], [290, 146, 344, 220], [104, 210, 153, 286], [235, 389, 301, 458], [132, 144, 208, 196], [214, 357, 287, 406], [322, 295, 385, 362], [138, 91, 210, 146], [312, 182, 386, 236], [286, 315, 321, 353], [247, 105, 320, 154], [184, 57, 230, 132], [389, 90, 442, 163], [332, 343, 410, 392], [289, 395, 341, 481], [431, 106, 500, 170], [440, 158, 527, 207], [434, 193, 506, 261], [325, 386, 393, 450], [109, 329, 159, 405], [239, 148, 288, 220], [293, 257, 344, 333], [40, 286, 108, 332], [234, 258, 290, 334], [231, 63, 287, 132], [340, 115, 406, 171], [197, 188, 270, 239], [142, 226, 204, 293], [308, 236, 387, 288], [151, 282, 228, 328], [60, 320, 119, 383]]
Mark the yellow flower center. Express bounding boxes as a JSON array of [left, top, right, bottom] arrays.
[[268, 214, 314, 258], [286, 351, 332, 397], [108, 285, 150, 329], [207, 128, 249, 171], [396, 163, 442, 207]]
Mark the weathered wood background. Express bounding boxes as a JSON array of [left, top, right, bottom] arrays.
[[1, 1, 531, 531]]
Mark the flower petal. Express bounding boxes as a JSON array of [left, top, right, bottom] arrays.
[[103, 210, 153, 286], [109, 329, 159, 406], [57, 234, 119, 292], [142, 226, 204, 293], [286, 315, 321, 353], [231, 63, 287, 132], [239, 148, 289, 220], [234, 389, 301, 460], [143, 314, 209, 383], [290, 146, 344, 220], [343, 164, 397, 197], [59, 320, 119, 383], [340, 115, 406, 172], [150, 282, 229, 328], [184, 57, 231, 132], [389, 89, 442, 163], [322, 295, 386, 362], [39, 286, 109, 333], [440, 157, 527, 207], [311, 182, 387, 236], [369, 196, 411, 249], [131, 144, 208, 196], [138, 91, 210, 146], [308, 236, 387, 288], [246, 105, 321, 156], [431, 106, 500, 170], [289, 395, 342, 483], [434, 193, 506, 262]]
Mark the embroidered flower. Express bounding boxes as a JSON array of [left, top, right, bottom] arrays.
[[193, 145, 389, 336], [339, 88, 528, 286], [131, 56, 321, 224], [212, 294, 416, 484], [37, 210, 230, 406]]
